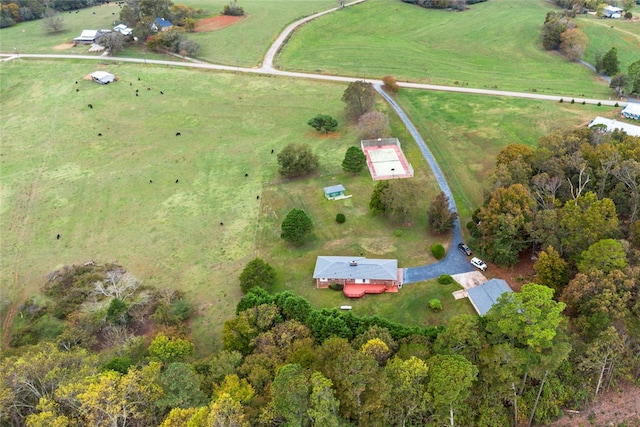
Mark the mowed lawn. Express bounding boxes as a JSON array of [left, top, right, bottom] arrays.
[[0, 60, 358, 353], [394, 89, 611, 222], [578, 14, 640, 74], [278, 0, 613, 98]]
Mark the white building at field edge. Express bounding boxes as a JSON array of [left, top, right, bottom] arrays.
[[589, 116, 640, 137]]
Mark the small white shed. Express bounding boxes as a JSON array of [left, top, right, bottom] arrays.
[[90, 71, 115, 85]]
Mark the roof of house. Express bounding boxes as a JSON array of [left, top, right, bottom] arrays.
[[155, 17, 173, 27], [91, 71, 114, 80], [324, 184, 345, 194], [113, 24, 133, 35], [604, 5, 623, 12], [589, 116, 640, 137], [74, 30, 100, 41], [623, 103, 640, 116], [467, 278, 513, 316], [312, 256, 398, 281]]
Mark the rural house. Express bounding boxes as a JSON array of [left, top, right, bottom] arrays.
[[312, 256, 402, 298], [622, 103, 640, 121], [466, 278, 513, 316], [603, 5, 623, 19], [323, 184, 346, 200], [152, 18, 173, 32], [113, 24, 133, 36]]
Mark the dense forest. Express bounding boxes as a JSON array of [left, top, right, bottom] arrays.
[[2, 127, 640, 426]]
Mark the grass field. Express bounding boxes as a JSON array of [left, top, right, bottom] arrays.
[[394, 89, 612, 222], [277, 0, 617, 98]]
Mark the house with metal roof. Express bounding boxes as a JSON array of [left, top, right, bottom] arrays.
[[603, 5, 623, 18], [589, 116, 640, 137], [622, 103, 640, 121], [113, 24, 133, 36], [74, 30, 103, 44], [90, 71, 115, 85], [312, 256, 402, 298], [466, 278, 513, 316], [152, 17, 173, 32]]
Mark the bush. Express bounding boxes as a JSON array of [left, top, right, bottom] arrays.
[[336, 213, 346, 224], [559, 98, 564, 103], [329, 282, 344, 291], [597, 101, 602, 106], [239, 258, 277, 293], [308, 114, 338, 133], [222, 0, 244, 16], [394, 229, 403, 237], [615, 102, 619, 107], [624, 11, 632, 20], [438, 274, 453, 285], [382, 75, 400, 93], [571, 99, 575, 104], [431, 244, 445, 260], [582, 101, 586, 105], [429, 299, 443, 311]]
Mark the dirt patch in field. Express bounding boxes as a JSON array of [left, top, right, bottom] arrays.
[[194, 15, 243, 33], [54, 43, 74, 50], [486, 251, 536, 292]]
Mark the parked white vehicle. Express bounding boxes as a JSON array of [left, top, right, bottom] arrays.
[[470, 257, 488, 271]]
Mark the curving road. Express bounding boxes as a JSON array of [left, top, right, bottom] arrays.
[[0, 1, 633, 284]]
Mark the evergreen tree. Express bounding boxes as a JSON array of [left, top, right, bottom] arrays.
[[281, 208, 313, 245], [342, 146, 367, 175], [239, 258, 276, 294], [369, 180, 390, 215], [601, 47, 619, 76], [307, 114, 338, 133]]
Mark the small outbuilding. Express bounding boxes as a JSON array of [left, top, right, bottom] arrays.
[[467, 278, 513, 316], [324, 184, 346, 200], [90, 71, 115, 85], [74, 30, 102, 44], [622, 103, 640, 121], [113, 24, 133, 36]]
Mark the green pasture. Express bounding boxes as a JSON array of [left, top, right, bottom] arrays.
[[0, 0, 337, 67], [394, 89, 613, 222], [278, 0, 614, 98], [577, 14, 640, 74], [0, 60, 359, 353]]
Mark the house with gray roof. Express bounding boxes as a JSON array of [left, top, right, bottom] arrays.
[[622, 103, 640, 121], [589, 116, 640, 137], [312, 256, 401, 298], [466, 278, 513, 316]]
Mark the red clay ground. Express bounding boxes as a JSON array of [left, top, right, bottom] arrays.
[[194, 15, 243, 33], [487, 251, 536, 292]]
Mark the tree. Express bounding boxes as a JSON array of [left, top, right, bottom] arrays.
[[212, 374, 255, 404], [541, 12, 572, 51], [277, 143, 319, 178], [208, 392, 249, 426], [622, 0, 636, 13], [280, 208, 313, 245], [577, 239, 627, 275], [559, 28, 588, 61], [148, 333, 195, 364], [222, 0, 245, 16], [270, 364, 309, 426], [426, 354, 478, 427], [307, 114, 338, 133], [342, 146, 367, 175], [42, 9, 64, 33], [156, 362, 207, 411], [308, 372, 341, 427], [342, 80, 376, 122], [427, 191, 458, 233], [360, 338, 392, 366], [601, 47, 620, 76], [628, 60, 640, 94], [609, 73, 630, 98], [98, 32, 126, 55], [357, 111, 390, 139], [238, 258, 276, 294], [433, 314, 483, 363], [384, 356, 429, 426], [533, 246, 569, 293], [369, 180, 390, 215]]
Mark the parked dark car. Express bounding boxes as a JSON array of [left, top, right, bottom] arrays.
[[458, 243, 472, 256]]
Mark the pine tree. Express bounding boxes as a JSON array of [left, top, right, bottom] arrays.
[[342, 146, 367, 175], [602, 47, 619, 76], [281, 208, 313, 245]]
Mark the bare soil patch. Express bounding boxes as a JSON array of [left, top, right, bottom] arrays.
[[548, 382, 640, 427], [488, 251, 536, 292], [53, 43, 74, 50], [194, 15, 243, 33]]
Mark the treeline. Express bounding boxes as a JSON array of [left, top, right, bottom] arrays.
[[1, 0, 107, 28], [402, 0, 487, 12]]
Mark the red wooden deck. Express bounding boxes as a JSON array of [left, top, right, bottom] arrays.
[[343, 283, 399, 298]]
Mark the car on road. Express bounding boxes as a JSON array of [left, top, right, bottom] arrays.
[[470, 257, 487, 271], [458, 243, 472, 256]]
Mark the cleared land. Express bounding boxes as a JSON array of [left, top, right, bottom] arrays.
[[578, 14, 640, 73], [277, 0, 615, 98]]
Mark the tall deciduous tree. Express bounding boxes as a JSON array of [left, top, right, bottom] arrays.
[[533, 246, 570, 293], [342, 80, 376, 122], [208, 392, 250, 427], [42, 9, 64, 33], [559, 28, 588, 61], [427, 191, 458, 233], [308, 372, 341, 426], [280, 208, 313, 246], [609, 73, 630, 98], [277, 144, 319, 178], [238, 258, 276, 294], [342, 146, 367, 175], [426, 354, 478, 427], [385, 356, 430, 426], [156, 362, 207, 411], [271, 364, 309, 426], [148, 333, 195, 364], [98, 32, 126, 55], [357, 111, 390, 139]]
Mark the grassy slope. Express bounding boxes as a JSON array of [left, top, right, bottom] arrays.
[[395, 89, 612, 221], [577, 14, 640, 73], [278, 0, 614, 98], [0, 60, 354, 353]]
